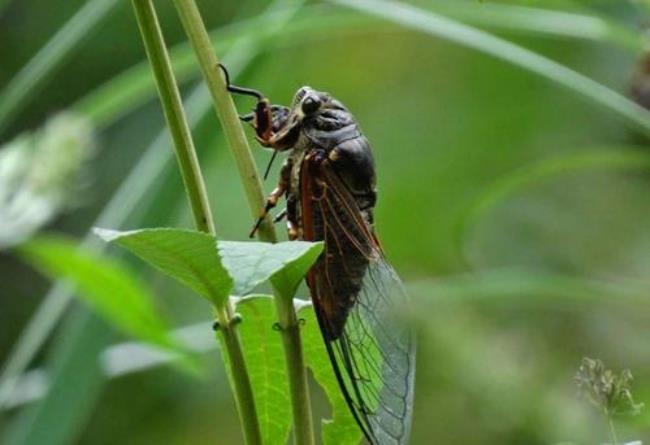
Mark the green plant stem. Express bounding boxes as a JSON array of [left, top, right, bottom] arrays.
[[213, 303, 263, 445], [606, 413, 619, 445], [170, 1, 315, 444], [170, 0, 275, 243], [131, 0, 213, 235], [130, 2, 263, 445], [279, 316, 315, 445]]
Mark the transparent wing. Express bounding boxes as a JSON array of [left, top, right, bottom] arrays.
[[301, 158, 416, 445]]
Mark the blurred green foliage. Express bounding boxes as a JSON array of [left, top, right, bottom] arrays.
[[2, 0, 650, 444]]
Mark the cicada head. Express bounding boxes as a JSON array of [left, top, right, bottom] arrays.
[[222, 61, 355, 150], [247, 86, 351, 150], [292, 86, 326, 114], [274, 86, 332, 135], [291, 86, 356, 133]]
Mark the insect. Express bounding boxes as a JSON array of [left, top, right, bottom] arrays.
[[220, 65, 416, 445]]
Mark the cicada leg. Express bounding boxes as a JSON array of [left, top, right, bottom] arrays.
[[286, 196, 299, 240], [249, 159, 292, 238], [217, 63, 277, 144], [273, 208, 287, 223], [305, 150, 329, 201]]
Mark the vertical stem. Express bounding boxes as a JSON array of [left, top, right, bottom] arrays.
[[131, 0, 214, 234], [606, 413, 619, 445], [170, 1, 315, 444], [170, 0, 276, 243], [214, 304, 263, 445], [280, 317, 314, 445], [131, 2, 262, 445]]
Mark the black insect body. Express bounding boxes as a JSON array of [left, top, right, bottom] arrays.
[[221, 65, 415, 445]]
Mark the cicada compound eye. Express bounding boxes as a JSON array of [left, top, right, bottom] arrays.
[[301, 95, 322, 115]]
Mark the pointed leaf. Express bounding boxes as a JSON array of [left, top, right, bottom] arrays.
[[94, 228, 232, 305], [270, 243, 323, 300], [218, 240, 322, 297]]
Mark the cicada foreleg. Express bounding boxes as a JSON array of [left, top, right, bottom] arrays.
[[218, 63, 281, 146], [249, 159, 293, 239], [286, 196, 299, 240], [269, 201, 299, 240]]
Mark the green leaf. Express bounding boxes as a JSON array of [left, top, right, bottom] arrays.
[[270, 243, 323, 300], [18, 235, 178, 353], [217, 240, 322, 297], [94, 228, 233, 306], [224, 295, 292, 445], [299, 305, 363, 445]]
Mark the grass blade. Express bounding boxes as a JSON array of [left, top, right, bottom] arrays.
[[408, 268, 650, 312], [0, 0, 121, 134], [332, 0, 650, 136], [417, 0, 642, 50]]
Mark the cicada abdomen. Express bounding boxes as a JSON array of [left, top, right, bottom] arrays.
[[221, 65, 416, 445]]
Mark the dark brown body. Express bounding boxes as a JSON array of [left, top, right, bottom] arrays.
[[290, 96, 378, 340], [239, 84, 379, 339]]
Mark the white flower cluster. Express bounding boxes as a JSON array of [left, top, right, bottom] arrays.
[[0, 112, 95, 248]]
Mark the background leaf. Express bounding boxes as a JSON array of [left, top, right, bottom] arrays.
[[218, 240, 322, 296], [18, 235, 179, 353], [95, 228, 232, 306]]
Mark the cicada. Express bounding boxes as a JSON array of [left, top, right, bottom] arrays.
[[221, 65, 416, 445]]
